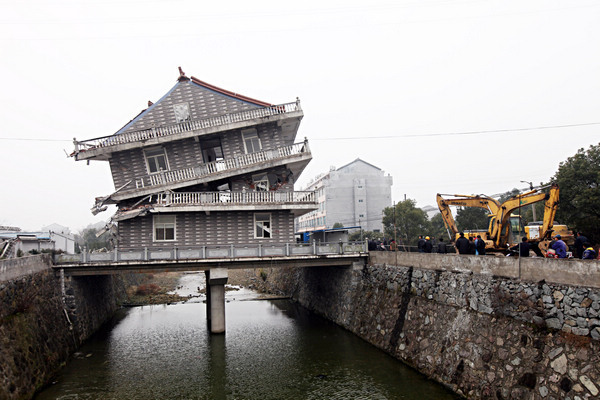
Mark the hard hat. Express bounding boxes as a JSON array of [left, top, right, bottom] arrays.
[[425, 236, 430, 240]]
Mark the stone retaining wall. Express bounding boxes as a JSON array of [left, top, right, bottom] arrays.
[[255, 255, 600, 399], [0, 254, 53, 282], [0, 256, 131, 399]]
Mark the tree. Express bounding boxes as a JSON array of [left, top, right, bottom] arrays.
[[455, 207, 489, 232], [498, 188, 521, 203], [75, 227, 112, 253], [332, 222, 344, 229], [552, 142, 600, 243], [349, 230, 383, 242], [382, 199, 430, 245], [430, 212, 450, 240]]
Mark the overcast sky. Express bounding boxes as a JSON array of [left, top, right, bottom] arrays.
[[1, 0, 599, 232]]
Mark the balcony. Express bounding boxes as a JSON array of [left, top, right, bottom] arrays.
[[73, 101, 303, 161], [108, 140, 311, 202], [152, 190, 317, 216]]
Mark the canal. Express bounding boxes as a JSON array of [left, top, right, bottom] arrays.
[[35, 273, 459, 400]]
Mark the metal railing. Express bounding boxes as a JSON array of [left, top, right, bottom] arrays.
[[73, 101, 301, 154], [55, 241, 368, 264], [135, 140, 310, 189], [156, 190, 316, 206]]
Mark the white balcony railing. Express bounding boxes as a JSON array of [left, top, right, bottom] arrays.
[[136, 140, 309, 189], [73, 101, 301, 155], [156, 190, 316, 206], [55, 241, 368, 264]]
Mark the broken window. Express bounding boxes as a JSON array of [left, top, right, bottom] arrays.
[[242, 129, 261, 154], [254, 213, 271, 239], [199, 137, 224, 163], [252, 174, 269, 191], [145, 147, 168, 174], [154, 215, 176, 241]]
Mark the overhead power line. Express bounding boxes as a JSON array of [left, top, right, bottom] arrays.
[[1, 121, 599, 143], [0, 137, 71, 142], [313, 122, 600, 141]]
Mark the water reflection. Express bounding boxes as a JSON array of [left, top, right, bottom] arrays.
[[36, 297, 458, 399]]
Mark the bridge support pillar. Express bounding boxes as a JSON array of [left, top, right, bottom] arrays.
[[205, 267, 228, 334]]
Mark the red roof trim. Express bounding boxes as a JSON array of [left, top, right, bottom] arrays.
[[190, 76, 272, 107]]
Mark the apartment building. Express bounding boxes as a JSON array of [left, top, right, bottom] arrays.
[[295, 159, 392, 234]]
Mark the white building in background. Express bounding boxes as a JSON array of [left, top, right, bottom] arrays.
[[295, 159, 393, 234], [0, 227, 75, 258]]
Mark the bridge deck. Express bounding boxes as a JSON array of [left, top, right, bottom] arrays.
[[54, 253, 368, 276], [53, 241, 368, 275]]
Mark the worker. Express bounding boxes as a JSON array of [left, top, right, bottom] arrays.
[[423, 236, 433, 253], [475, 235, 486, 255], [468, 237, 476, 254], [417, 235, 425, 252], [510, 237, 531, 257], [437, 237, 447, 254], [550, 235, 568, 258], [574, 232, 589, 258], [582, 243, 597, 260], [455, 232, 470, 254]]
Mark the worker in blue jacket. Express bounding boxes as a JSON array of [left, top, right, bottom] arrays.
[[550, 235, 568, 258]]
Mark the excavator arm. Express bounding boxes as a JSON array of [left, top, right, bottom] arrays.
[[436, 194, 501, 240], [490, 184, 559, 248], [540, 185, 559, 240]]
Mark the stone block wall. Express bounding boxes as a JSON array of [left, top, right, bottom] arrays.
[[0, 254, 53, 282], [257, 261, 600, 399], [0, 256, 131, 400]]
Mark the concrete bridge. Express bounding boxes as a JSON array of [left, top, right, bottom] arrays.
[[53, 241, 368, 333], [4, 246, 600, 398], [52, 243, 600, 334]]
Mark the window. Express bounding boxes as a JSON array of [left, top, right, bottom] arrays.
[[254, 213, 271, 239], [242, 129, 261, 154], [252, 174, 269, 191], [199, 137, 224, 163], [359, 214, 364, 218], [145, 147, 168, 174], [358, 199, 364, 203], [154, 215, 176, 241]]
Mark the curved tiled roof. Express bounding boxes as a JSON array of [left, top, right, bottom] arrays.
[[116, 71, 273, 135], [190, 76, 272, 107]]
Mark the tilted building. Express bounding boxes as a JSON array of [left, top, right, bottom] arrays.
[[295, 159, 392, 234], [72, 68, 316, 250]]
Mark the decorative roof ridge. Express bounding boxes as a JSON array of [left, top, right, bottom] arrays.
[[336, 158, 383, 172], [190, 76, 272, 107]]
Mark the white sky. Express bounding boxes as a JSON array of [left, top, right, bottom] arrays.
[[1, 0, 599, 232]]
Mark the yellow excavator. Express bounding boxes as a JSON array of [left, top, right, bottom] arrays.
[[436, 193, 501, 240], [436, 183, 573, 255]]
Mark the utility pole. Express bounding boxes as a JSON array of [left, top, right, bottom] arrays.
[[393, 202, 397, 246], [359, 219, 363, 242]]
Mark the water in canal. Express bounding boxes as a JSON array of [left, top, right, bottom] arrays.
[[36, 273, 459, 400]]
